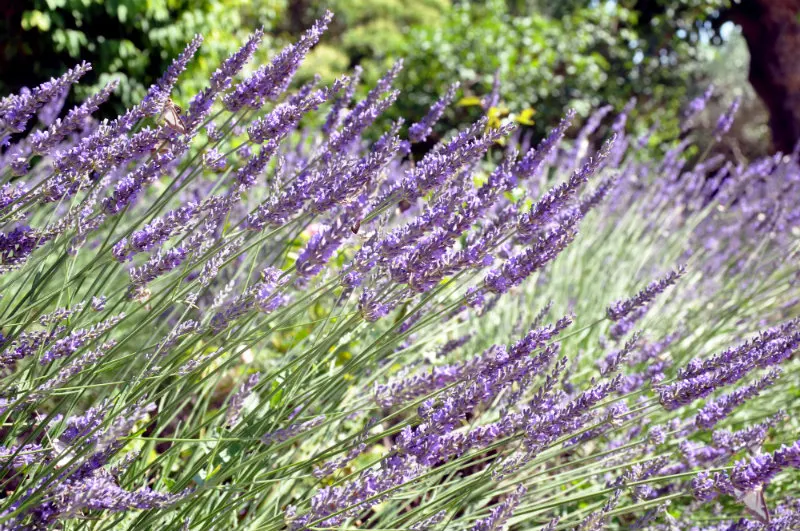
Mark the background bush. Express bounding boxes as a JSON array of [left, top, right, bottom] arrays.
[[4, 0, 770, 155]]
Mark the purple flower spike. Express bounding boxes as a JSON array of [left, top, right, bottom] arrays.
[[30, 81, 118, 156], [185, 28, 264, 129], [606, 266, 685, 322], [484, 222, 578, 295], [261, 415, 325, 446], [409, 83, 459, 144], [515, 108, 576, 181], [470, 484, 526, 531], [226, 372, 261, 427], [224, 11, 332, 112], [0, 62, 92, 134], [141, 35, 203, 114], [682, 84, 714, 131], [517, 136, 613, 242], [694, 369, 781, 430], [731, 438, 800, 491], [714, 96, 741, 141], [323, 65, 363, 134]]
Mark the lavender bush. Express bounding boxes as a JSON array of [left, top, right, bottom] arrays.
[[0, 12, 798, 531]]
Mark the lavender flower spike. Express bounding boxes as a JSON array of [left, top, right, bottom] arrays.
[[226, 373, 261, 427], [514, 108, 577, 181], [410, 510, 448, 531], [694, 369, 782, 430], [516, 136, 614, 242], [470, 484, 526, 531], [0, 62, 92, 134], [142, 34, 203, 113], [223, 11, 332, 112], [606, 266, 685, 321], [409, 83, 459, 143], [731, 438, 800, 492], [30, 81, 118, 156], [484, 221, 578, 295], [682, 84, 714, 131], [713, 96, 741, 141], [185, 28, 264, 129], [323, 65, 362, 134], [261, 415, 326, 446]]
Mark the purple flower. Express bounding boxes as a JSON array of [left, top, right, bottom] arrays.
[[124, 204, 198, 256], [375, 316, 571, 409], [579, 175, 618, 216], [0, 225, 47, 270], [224, 12, 331, 112], [313, 443, 367, 479], [714, 96, 741, 141], [692, 471, 718, 502], [358, 289, 397, 322], [677, 321, 797, 381], [694, 369, 781, 430], [606, 266, 685, 321], [185, 28, 264, 130], [516, 137, 613, 242], [524, 376, 622, 452], [470, 484, 526, 531], [608, 305, 649, 341], [0, 62, 91, 134], [128, 247, 188, 291], [247, 83, 341, 144], [659, 321, 800, 410], [0, 444, 46, 469], [141, 34, 203, 113], [226, 372, 260, 427], [298, 454, 422, 529], [30, 81, 118, 156], [97, 139, 188, 213], [53, 474, 190, 515], [410, 510, 448, 531], [312, 128, 401, 214], [409, 83, 458, 143], [202, 147, 227, 171], [385, 122, 512, 207], [597, 333, 641, 376], [323, 65, 363, 134], [731, 438, 800, 491], [682, 84, 714, 130], [210, 267, 287, 330], [261, 415, 325, 446], [573, 490, 621, 530], [36, 341, 117, 395], [483, 221, 578, 295], [296, 199, 368, 278], [515, 109, 576, 182], [40, 314, 124, 365]]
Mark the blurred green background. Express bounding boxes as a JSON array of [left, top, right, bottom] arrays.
[[3, 0, 796, 159]]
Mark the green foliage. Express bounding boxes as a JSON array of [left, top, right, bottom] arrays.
[[4, 0, 744, 149], [6, 0, 286, 112], [391, 0, 729, 142]]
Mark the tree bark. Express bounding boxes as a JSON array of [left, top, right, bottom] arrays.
[[728, 0, 800, 154]]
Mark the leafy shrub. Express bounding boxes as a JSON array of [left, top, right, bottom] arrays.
[[393, 0, 732, 144], [6, 0, 285, 112], [0, 10, 798, 531]]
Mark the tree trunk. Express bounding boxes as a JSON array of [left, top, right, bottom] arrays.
[[728, 0, 800, 154]]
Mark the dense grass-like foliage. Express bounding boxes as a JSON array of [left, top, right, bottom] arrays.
[[0, 12, 798, 531]]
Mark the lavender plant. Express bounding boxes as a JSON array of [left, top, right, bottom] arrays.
[[0, 12, 798, 531]]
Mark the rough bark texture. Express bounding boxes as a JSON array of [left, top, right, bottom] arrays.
[[728, 0, 800, 153]]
